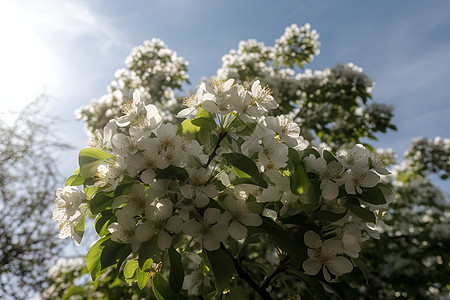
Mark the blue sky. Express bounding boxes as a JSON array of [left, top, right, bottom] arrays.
[[1, 0, 449, 194]]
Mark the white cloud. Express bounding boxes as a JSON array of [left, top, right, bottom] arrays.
[[0, 0, 129, 123]]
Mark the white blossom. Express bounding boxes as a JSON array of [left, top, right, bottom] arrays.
[[302, 231, 353, 281], [183, 208, 229, 251], [53, 187, 86, 245]]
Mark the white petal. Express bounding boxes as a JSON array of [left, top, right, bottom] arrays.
[[156, 199, 173, 219], [203, 235, 220, 251], [201, 100, 218, 113], [304, 231, 322, 249], [203, 208, 220, 225], [210, 224, 229, 242], [135, 223, 154, 242], [321, 179, 339, 200], [165, 216, 183, 233], [241, 213, 262, 227], [303, 258, 322, 275], [140, 169, 156, 184], [157, 231, 172, 250], [229, 221, 247, 240], [345, 177, 356, 194], [322, 239, 344, 257], [326, 256, 353, 276], [180, 185, 194, 199], [193, 191, 210, 208], [183, 219, 201, 237], [360, 171, 380, 188]]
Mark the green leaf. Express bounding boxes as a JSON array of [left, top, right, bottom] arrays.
[[232, 177, 268, 189], [94, 210, 114, 237], [195, 107, 213, 119], [278, 212, 308, 226], [359, 186, 386, 205], [65, 169, 86, 186], [205, 247, 235, 293], [290, 164, 310, 195], [90, 192, 114, 214], [345, 199, 376, 223], [74, 213, 86, 244], [155, 165, 189, 181], [322, 150, 338, 163], [192, 117, 216, 131], [288, 147, 301, 171], [310, 210, 347, 223], [78, 148, 114, 178], [84, 185, 98, 200], [61, 286, 86, 300], [168, 246, 184, 293], [137, 257, 153, 290], [196, 128, 218, 154], [256, 217, 307, 267], [223, 153, 260, 179], [228, 286, 250, 300], [286, 268, 327, 300], [86, 236, 131, 281], [352, 257, 369, 284], [139, 236, 163, 269], [153, 273, 178, 300], [302, 147, 320, 159], [179, 119, 201, 136], [124, 259, 139, 279]]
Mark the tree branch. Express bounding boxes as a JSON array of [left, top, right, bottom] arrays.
[[221, 245, 273, 300], [205, 131, 228, 167], [261, 255, 289, 292]]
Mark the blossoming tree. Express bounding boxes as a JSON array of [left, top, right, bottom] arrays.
[[49, 24, 449, 299]]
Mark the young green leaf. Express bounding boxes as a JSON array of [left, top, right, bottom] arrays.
[[345, 199, 376, 223], [86, 236, 131, 281], [90, 192, 114, 214], [223, 153, 260, 179], [124, 259, 139, 279], [94, 210, 114, 237], [139, 236, 163, 269], [290, 164, 310, 195], [65, 168, 86, 186], [137, 257, 153, 290], [74, 213, 86, 244], [179, 119, 201, 136], [192, 117, 216, 131], [359, 186, 386, 205], [78, 148, 114, 178], [322, 149, 338, 163]]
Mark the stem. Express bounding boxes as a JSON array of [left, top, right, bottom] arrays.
[[261, 255, 289, 292], [221, 245, 273, 300], [205, 131, 228, 167]]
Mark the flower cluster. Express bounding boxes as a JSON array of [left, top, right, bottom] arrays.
[[295, 63, 374, 104], [404, 136, 450, 179], [76, 38, 189, 134], [273, 23, 321, 68], [55, 76, 395, 298]]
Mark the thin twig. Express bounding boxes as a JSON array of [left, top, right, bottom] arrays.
[[205, 131, 228, 167], [221, 245, 273, 300], [261, 255, 289, 292]]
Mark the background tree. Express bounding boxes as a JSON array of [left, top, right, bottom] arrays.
[[47, 24, 448, 299], [0, 96, 69, 299]]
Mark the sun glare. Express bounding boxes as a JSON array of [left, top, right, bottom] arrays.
[[0, 1, 59, 122]]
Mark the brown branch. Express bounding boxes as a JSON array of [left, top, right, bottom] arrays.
[[205, 131, 228, 167], [221, 245, 273, 300]]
